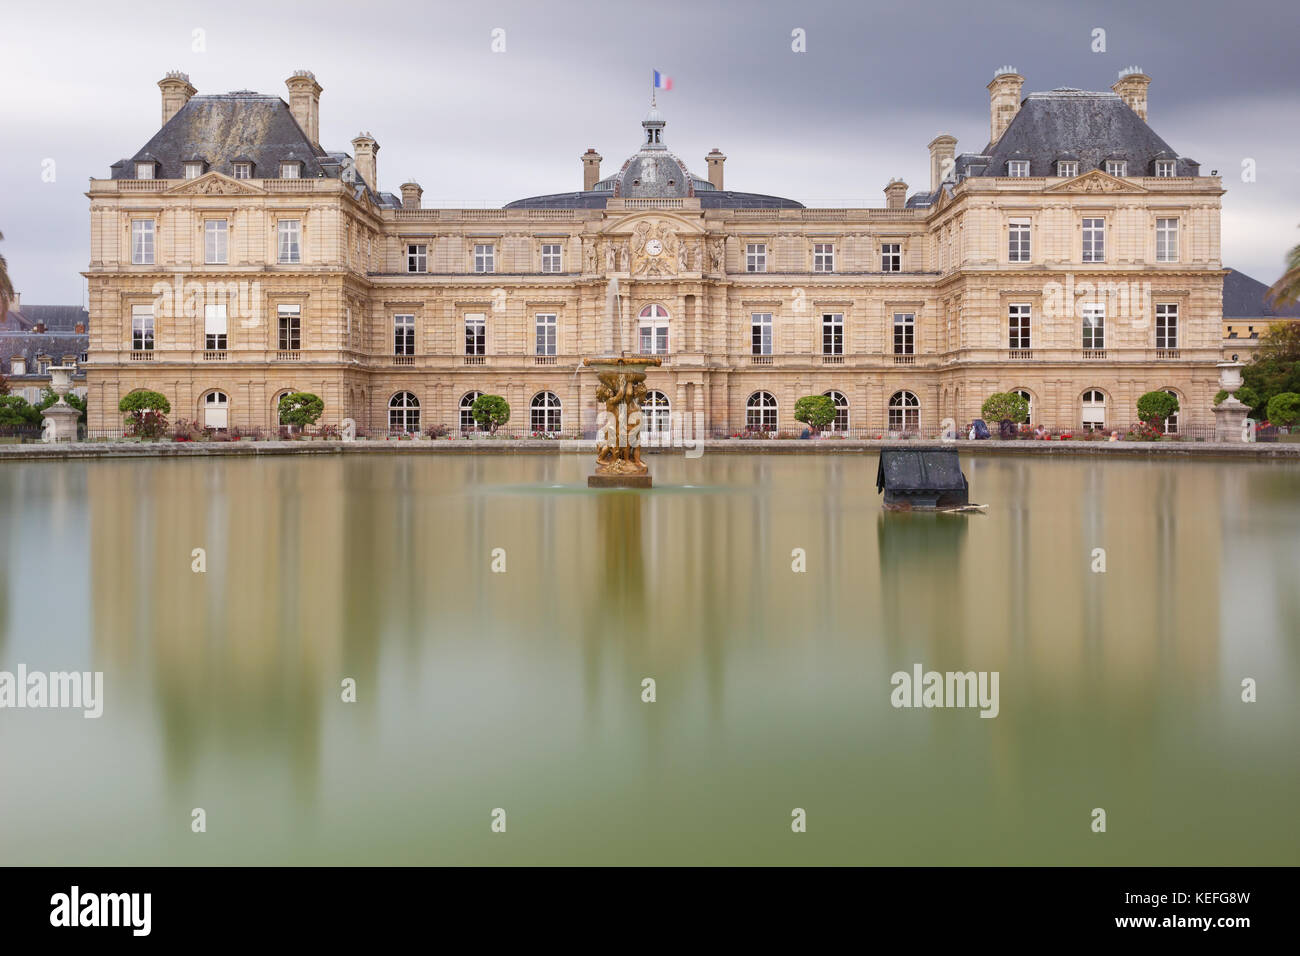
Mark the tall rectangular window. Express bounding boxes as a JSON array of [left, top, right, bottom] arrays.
[[1008, 304, 1031, 349], [822, 313, 843, 355], [541, 243, 562, 273], [204, 220, 228, 265], [278, 305, 301, 351], [1082, 303, 1105, 349], [131, 305, 154, 350], [464, 313, 485, 355], [204, 304, 227, 350], [1082, 218, 1105, 262], [278, 220, 300, 264], [135, 162, 154, 180], [746, 243, 767, 273], [751, 312, 772, 355], [1156, 304, 1178, 348], [474, 244, 495, 273], [131, 220, 155, 265], [1008, 218, 1031, 262], [407, 244, 427, 273], [893, 312, 915, 355], [535, 312, 557, 355], [394, 314, 415, 356], [812, 243, 835, 273], [881, 243, 901, 272], [1156, 218, 1179, 262]]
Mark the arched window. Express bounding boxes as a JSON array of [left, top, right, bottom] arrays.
[[638, 304, 669, 355], [888, 390, 919, 431], [531, 391, 562, 434], [1163, 389, 1180, 434], [643, 390, 671, 435], [1012, 389, 1033, 424], [273, 389, 295, 426], [460, 391, 482, 432], [389, 391, 420, 434], [203, 390, 229, 429], [823, 390, 850, 431], [746, 391, 777, 431], [1082, 389, 1106, 429]]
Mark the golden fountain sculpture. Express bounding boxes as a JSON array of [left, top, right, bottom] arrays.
[[585, 355, 663, 488]]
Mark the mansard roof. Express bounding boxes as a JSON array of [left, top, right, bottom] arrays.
[[2, 304, 88, 333], [1223, 268, 1300, 319], [980, 89, 1200, 178], [504, 189, 803, 210], [109, 93, 390, 204]]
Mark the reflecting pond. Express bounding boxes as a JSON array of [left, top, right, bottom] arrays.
[[1, 452, 1297, 864]]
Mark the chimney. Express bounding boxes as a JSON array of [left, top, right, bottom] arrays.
[[158, 71, 196, 127], [582, 148, 602, 191], [400, 180, 423, 209], [75, 322, 86, 334], [928, 135, 957, 193], [351, 133, 379, 191], [705, 148, 726, 190], [34, 322, 46, 334], [884, 178, 908, 209], [286, 70, 323, 145], [1112, 67, 1151, 121], [987, 66, 1024, 146]]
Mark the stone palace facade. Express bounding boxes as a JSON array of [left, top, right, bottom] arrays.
[[84, 66, 1226, 436]]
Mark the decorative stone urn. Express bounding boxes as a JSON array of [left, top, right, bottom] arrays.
[[1212, 361, 1250, 443], [585, 355, 661, 488], [41, 366, 81, 443]]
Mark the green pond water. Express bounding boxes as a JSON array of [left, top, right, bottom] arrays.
[[1, 452, 1297, 865]]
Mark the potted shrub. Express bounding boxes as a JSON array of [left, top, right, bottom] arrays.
[[118, 390, 171, 440]]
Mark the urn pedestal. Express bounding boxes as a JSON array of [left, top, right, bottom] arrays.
[[41, 366, 80, 443], [1213, 361, 1250, 443]]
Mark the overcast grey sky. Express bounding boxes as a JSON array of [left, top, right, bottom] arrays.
[[2, 0, 1298, 303]]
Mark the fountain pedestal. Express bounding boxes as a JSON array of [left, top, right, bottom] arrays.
[[585, 356, 661, 488]]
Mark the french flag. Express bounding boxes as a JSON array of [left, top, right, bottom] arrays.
[[653, 70, 673, 91]]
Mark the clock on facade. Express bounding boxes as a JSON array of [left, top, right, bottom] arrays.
[[645, 239, 662, 256]]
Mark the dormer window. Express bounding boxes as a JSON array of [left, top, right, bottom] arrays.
[[1007, 160, 1030, 177], [183, 161, 204, 180], [10, 357, 25, 376], [135, 162, 155, 180], [1106, 160, 1127, 177], [280, 162, 301, 179], [1155, 160, 1176, 177], [232, 163, 252, 179], [1057, 161, 1078, 178]]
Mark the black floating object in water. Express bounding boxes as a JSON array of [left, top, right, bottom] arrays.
[[876, 446, 971, 511]]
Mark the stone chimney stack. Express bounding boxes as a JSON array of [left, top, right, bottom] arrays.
[[351, 133, 379, 191], [1112, 67, 1151, 121], [400, 180, 423, 209], [986, 66, 1024, 146], [286, 70, 323, 145], [706, 148, 726, 190], [582, 148, 603, 191], [928, 135, 957, 193], [884, 178, 908, 209], [158, 71, 196, 127]]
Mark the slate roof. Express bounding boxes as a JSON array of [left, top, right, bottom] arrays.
[[907, 87, 1201, 207], [505, 189, 803, 210], [1223, 268, 1300, 319], [109, 93, 393, 205], [2, 304, 88, 333]]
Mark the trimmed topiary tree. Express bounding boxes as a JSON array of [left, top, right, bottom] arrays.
[[471, 394, 510, 435], [1136, 390, 1179, 426], [1266, 391, 1300, 427], [278, 392, 324, 431], [981, 392, 1029, 425], [793, 394, 837, 433], [119, 390, 171, 439]]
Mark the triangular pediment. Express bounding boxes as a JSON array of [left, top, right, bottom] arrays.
[[1045, 169, 1148, 194], [166, 172, 266, 196]]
